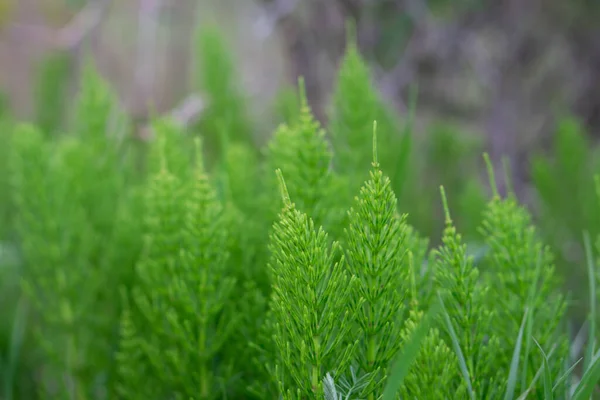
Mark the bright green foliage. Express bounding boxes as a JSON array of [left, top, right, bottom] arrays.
[[0, 113, 38, 400], [7, 62, 140, 399], [398, 307, 459, 400], [342, 127, 409, 398], [328, 37, 488, 243], [266, 170, 357, 399], [479, 166, 569, 395], [10, 125, 99, 398], [4, 25, 600, 400], [116, 138, 237, 399], [216, 139, 266, 287], [146, 117, 194, 179], [264, 82, 344, 233], [434, 187, 499, 397], [214, 139, 269, 397]]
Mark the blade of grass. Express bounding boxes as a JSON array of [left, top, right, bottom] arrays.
[[437, 293, 475, 400], [583, 231, 596, 371], [533, 337, 554, 400], [381, 299, 441, 400], [517, 344, 557, 400], [553, 358, 583, 392], [4, 296, 27, 400], [571, 348, 600, 400], [521, 251, 544, 391], [505, 308, 529, 400]]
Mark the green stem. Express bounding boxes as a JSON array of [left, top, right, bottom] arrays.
[[312, 335, 321, 396], [367, 336, 376, 400], [199, 324, 209, 399]]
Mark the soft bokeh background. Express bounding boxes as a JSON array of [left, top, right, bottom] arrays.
[[2, 0, 600, 194]]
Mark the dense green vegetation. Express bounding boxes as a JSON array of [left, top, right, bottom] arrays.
[[0, 26, 599, 399]]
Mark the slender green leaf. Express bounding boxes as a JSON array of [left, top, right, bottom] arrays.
[[505, 308, 529, 400], [381, 300, 441, 400], [438, 293, 475, 400], [572, 348, 600, 400], [533, 337, 554, 400], [583, 231, 596, 371]]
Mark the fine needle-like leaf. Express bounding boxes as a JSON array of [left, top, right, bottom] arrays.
[[533, 337, 554, 400], [517, 344, 558, 400], [381, 300, 441, 400], [583, 231, 596, 371], [505, 308, 529, 400], [438, 293, 475, 400], [553, 358, 583, 392], [571, 347, 600, 400]]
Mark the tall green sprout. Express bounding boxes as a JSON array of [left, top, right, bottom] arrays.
[[434, 187, 499, 397], [342, 123, 409, 399], [266, 170, 357, 398], [480, 155, 569, 395], [264, 80, 342, 231], [10, 124, 97, 398], [116, 135, 237, 399]]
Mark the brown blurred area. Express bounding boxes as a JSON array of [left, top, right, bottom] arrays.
[[2, 0, 600, 194]]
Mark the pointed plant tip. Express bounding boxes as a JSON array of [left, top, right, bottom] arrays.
[[344, 19, 358, 49], [372, 120, 379, 166], [193, 136, 204, 168], [482, 153, 499, 199], [439, 185, 452, 224], [275, 169, 292, 207], [297, 76, 308, 108], [156, 135, 168, 173]]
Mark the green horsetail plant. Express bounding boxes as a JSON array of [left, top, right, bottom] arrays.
[[116, 137, 238, 399], [215, 136, 266, 288], [432, 186, 500, 398], [250, 83, 349, 399], [480, 154, 569, 396], [265, 169, 358, 399], [56, 62, 140, 383], [263, 79, 346, 236], [341, 122, 410, 399], [382, 293, 444, 400], [9, 124, 105, 398], [211, 123, 270, 396], [396, 300, 458, 400], [145, 117, 195, 179]]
